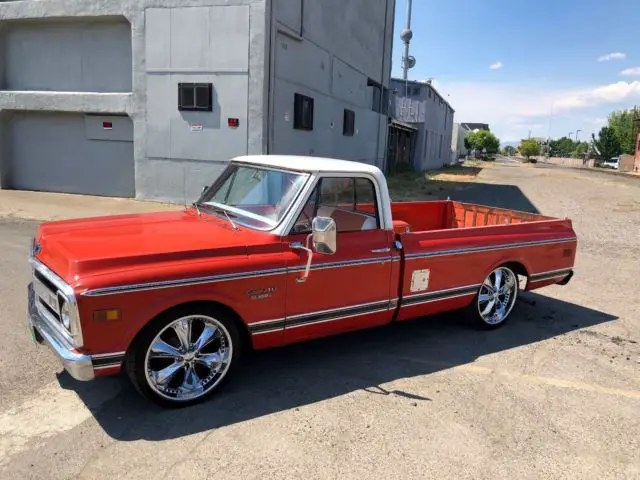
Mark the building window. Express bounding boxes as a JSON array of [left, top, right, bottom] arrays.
[[428, 89, 432, 98], [343, 109, 355, 136], [294, 93, 314, 130], [178, 83, 213, 111]]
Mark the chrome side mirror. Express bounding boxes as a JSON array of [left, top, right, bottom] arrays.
[[289, 216, 337, 283], [311, 216, 337, 255]]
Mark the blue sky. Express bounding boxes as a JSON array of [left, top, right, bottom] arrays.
[[391, 0, 640, 143]]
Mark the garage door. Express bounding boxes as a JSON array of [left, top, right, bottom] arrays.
[[8, 112, 135, 197]]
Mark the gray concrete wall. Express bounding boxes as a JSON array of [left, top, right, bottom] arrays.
[[270, 0, 394, 170], [0, 0, 268, 203], [390, 79, 454, 170], [5, 111, 134, 196], [2, 17, 132, 92]]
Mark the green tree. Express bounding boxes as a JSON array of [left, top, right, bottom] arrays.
[[592, 127, 621, 162], [572, 142, 588, 159], [549, 136, 576, 157], [519, 139, 540, 161], [463, 137, 472, 154], [607, 107, 640, 155], [466, 130, 501, 156], [503, 145, 516, 156]]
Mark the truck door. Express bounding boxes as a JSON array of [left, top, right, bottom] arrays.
[[282, 176, 395, 343]]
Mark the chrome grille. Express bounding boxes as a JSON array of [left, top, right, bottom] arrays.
[[33, 271, 62, 322]]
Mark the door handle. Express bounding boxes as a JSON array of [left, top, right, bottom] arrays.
[[370, 247, 391, 254]]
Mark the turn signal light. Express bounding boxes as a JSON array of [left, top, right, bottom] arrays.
[[93, 309, 121, 322]]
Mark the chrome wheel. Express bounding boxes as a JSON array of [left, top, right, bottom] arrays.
[[477, 267, 518, 325], [144, 315, 232, 402]]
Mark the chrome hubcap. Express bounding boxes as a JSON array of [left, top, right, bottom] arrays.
[[478, 267, 518, 325], [144, 315, 232, 401]]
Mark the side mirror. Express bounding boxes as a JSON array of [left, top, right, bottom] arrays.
[[311, 217, 337, 255]]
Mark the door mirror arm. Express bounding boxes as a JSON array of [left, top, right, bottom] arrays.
[[289, 216, 337, 283]]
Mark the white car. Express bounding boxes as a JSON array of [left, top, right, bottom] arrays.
[[603, 157, 619, 169]]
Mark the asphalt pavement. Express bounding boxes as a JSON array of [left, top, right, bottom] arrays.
[[0, 162, 639, 479]]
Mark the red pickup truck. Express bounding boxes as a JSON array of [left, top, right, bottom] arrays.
[[28, 156, 576, 407]]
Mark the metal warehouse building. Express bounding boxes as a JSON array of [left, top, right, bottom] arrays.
[[0, 0, 394, 202]]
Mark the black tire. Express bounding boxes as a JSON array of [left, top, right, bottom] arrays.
[[125, 305, 244, 408], [468, 265, 519, 330]]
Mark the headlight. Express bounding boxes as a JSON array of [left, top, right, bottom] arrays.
[[60, 300, 72, 330]]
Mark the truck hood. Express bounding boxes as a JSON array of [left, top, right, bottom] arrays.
[[34, 210, 279, 280]]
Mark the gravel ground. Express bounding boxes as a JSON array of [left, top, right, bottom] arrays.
[[0, 162, 638, 479]]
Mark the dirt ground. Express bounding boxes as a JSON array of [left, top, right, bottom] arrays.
[[0, 161, 638, 479]]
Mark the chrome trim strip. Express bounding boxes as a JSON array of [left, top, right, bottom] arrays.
[[288, 256, 392, 273], [405, 237, 577, 260], [403, 283, 481, 300], [529, 267, 573, 279], [250, 327, 285, 336], [287, 299, 390, 320], [84, 256, 394, 297], [91, 351, 126, 359], [83, 267, 290, 297], [371, 247, 391, 254], [93, 363, 122, 370], [400, 290, 476, 307], [285, 307, 390, 330]]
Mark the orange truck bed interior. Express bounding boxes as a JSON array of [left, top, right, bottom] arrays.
[[390, 201, 553, 233]]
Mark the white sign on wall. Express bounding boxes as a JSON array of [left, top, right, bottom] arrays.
[[190, 123, 203, 132]]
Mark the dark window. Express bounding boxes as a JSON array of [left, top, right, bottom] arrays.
[[343, 109, 355, 136], [294, 93, 314, 130], [291, 177, 379, 234], [428, 89, 432, 98], [178, 83, 213, 111]]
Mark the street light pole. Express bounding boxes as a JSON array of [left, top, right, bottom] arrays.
[[575, 130, 582, 142]]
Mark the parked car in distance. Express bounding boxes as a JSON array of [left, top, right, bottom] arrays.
[[27, 155, 577, 407], [603, 157, 620, 169]]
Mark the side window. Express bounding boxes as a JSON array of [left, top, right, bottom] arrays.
[[291, 178, 379, 234]]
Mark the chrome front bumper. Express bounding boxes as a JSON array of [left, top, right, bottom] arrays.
[[27, 283, 94, 381]]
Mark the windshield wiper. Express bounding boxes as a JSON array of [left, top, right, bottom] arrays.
[[216, 209, 239, 231]]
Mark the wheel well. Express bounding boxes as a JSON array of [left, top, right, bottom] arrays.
[[502, 261, 529, 288], [125, 300, 253, 359]]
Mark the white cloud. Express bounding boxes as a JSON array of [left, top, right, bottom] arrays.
[[597, 52, 626, 62], [489, 61, 504, 70], [436, 80, 640, 142], [620, 67, 640, 76], [553, 81, 640, 110]]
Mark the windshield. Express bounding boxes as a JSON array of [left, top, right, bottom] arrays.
[[197, 164, 309, 230]]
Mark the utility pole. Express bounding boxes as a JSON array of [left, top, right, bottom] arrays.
[[575, 129, 581, 142], [400, 0, 415, 95]]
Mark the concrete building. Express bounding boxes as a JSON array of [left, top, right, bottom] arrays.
[[451, 122, 470, 161], [0, 0, 395, 202], [389, 78, 454, 171]]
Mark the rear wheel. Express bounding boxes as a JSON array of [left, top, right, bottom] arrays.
[[125, 306, 242, 408], [471, 266, 519, 329]]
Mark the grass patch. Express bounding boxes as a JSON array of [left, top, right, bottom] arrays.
[[386, 160, 487, 201]]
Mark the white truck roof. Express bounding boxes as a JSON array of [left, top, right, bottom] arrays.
[[233, 155, 383, 177]]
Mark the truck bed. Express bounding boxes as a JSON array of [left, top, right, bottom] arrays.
[[389, 200, 554, 233], [389, 200, 577, 322]]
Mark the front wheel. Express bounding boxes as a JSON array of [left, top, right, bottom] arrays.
[[470, 266, 519, 329], [125, 306, 242, 408]]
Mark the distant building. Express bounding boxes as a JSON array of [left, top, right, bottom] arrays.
[[451, 123, 471, 160], [389, 78, 455, 171], [461, 122, 490, 131]]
